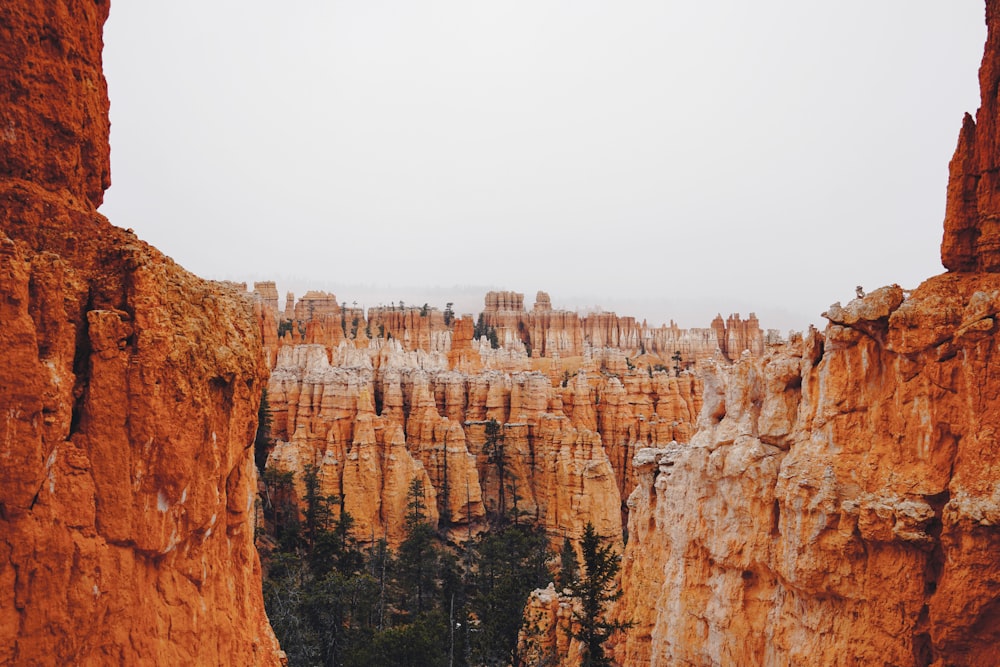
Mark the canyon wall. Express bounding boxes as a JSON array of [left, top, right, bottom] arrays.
[[261, 339, 706, 548], [256, 287, 729, 549], [613, 6, 1000, 664], [0, 2, 281, 664]]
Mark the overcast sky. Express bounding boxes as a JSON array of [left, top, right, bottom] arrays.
[[99, 2, 986, 331]]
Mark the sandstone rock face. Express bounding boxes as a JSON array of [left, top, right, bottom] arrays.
[[942, 3, 1000, 271], [0, 0, 111, 209], [614, 277, 1000, 666], [264, 342, 648, 547], [0, 2, 281, 664]]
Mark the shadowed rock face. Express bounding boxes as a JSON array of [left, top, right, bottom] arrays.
[[943, 3, 1000, 271], [614, 5, 1000, 665], [0, 2, 282, 664]]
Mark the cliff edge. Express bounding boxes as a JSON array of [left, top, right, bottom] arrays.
[[0, 1, 281, 664], [616, 4, 1000, 665]]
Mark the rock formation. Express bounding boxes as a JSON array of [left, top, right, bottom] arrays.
[[613, 6, 1000, 663], [263, 342, 647, 547], [942, 3, 1000, 272], [255, 286, 729, 549], [0, 2, 281, 664], [262, 288, 769, 367]]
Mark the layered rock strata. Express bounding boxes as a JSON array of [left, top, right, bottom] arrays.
[[0, 2, 281, 664]]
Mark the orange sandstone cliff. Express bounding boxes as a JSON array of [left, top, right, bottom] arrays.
[[613, 5, 1000, 665], [0, 2, 281, 664]]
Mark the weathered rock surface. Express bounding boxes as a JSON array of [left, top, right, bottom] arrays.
[[259, 289, 723, 549], [942, 2, 1000, 271], [0, 2, 281, 664], [264, 342, 645, 547], [614, 283, 1000, 666], [612, 9, 1000, 665]]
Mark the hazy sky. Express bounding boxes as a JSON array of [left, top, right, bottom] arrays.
[[99, 2, 986, 331]]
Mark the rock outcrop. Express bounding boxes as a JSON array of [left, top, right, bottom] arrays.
[[616, 279, 1000, 666], [942, 3, 1000, 272], [613, 7, 1000, 659], [0, 2, 281, 664]]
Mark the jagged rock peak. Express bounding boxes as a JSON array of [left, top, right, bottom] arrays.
[[942, 0, 1000, 271]]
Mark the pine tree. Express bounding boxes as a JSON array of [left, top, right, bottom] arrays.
[[397, 478, 438, 617], [568, 522, 631, 667], [471, 523, 550, 666], [556, 536, 578, 592], [483, 419, 508, 523]]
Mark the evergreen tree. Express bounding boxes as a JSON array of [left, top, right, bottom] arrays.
[[470, 523, 551, 666], [302, 465, 338, 553], [556, 536, 578, 592], [568, 522, 631, 667], [672, 350, 683, 377], [395, 478, 440, 617], [483, 419, 508, 523]]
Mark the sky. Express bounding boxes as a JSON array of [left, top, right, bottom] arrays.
[[99, 2, 987, 332]]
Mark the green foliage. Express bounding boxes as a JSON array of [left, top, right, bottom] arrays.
[[482, 419, 509, 524], [557, 536, 578, 592], [562, 370, 571, 388], [625, 357, 635, 371], [672, 350, 683, 377], [470, 523, 551, 666], [262, 468, 300, 552], [405, 477, 427, 529], [262, 465, 380, 666], [443, 302, 454, 326], [567, 522, 632, 667], [277, 319, 294, 338], [473, 313, 500, 349], [347, 611, 449, 667], [420, 303, 430, 316], [254, 388, 273, 471], [395, 522, 439, 617], [259, 465, 595, 667]]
